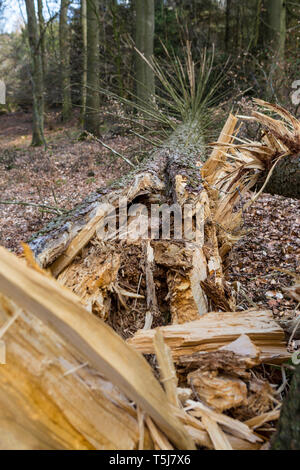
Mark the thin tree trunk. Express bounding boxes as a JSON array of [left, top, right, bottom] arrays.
[[37, 0, 46, 81], [272, 365, 300, 450], [81, 0, 87, 123], [84, 0, 100, 136], [265, 0, 286, 62], [111, 0, 123, 97], [25, 0, 45, 147], [225, 0, 231, 52], [135, 0, 155, 107], [59, 0, 72, 122], [252, 0, 262, 50]]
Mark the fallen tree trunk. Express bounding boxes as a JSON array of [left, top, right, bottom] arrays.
[[28, 102, 300, 332], [30, 121, 205, 270], [30, 120, 227, 325]]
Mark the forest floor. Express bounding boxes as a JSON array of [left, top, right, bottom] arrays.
[[0, 111, 299, 324]]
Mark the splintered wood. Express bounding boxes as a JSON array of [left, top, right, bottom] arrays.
[[0, 247, 194, 450], [128, 309, 288, 362], [1, 100, 297, 450]]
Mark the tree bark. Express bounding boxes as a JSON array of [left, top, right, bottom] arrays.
[[272, 365, 300, 450], [84, 0, 100, 136], [25, 0, 45, 147], [135, 0, 155, 107], [59, 0, 72, 122], [263, 154, 300, 199]]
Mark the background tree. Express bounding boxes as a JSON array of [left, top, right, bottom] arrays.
[[1, 0, 300, 128], [264, 0, 286, 62], [24, 0, 45, 146], [135, 0, 155, 106], [84, 0, 100, 135], [59, 0, 72, 121], [225, 0, 231, 52], [81, 0, 87, 121], [37, 0, 46, 81], [0, 0, 5, 23], [272, 365, 300, 450], [110, 0, 123, 97]]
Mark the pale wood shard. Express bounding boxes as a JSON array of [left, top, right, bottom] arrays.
[[0, 381, 92, 450], [153, 329, 180, 408], [152, 190, 210, 324], [185, 400, 262, 444], [0, 246, 194, 450], [145, 416, 174, 450], [167, 250, 208, 324], [184, 425, 260, 451], [201, 415, 233, 451], [220, 334, 261, 361], [177, 407, 260, 450], [244, 408, 281, 430], [202, 113, 238, 184], [163, 190, 211, 323], [128, 309, 288, 362], [188, 370, 248, 412], [154, 238, 207, 323], [182, 336, 271, 414], [184, 425, 213, 449], [137, 407, 146, 450], [144, 241, 159, 328]]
